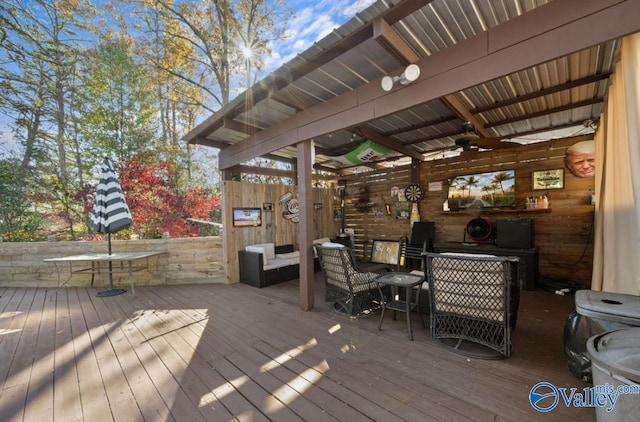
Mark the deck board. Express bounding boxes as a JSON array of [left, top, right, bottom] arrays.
[[23, 289, 55, 422], [0, 276, 596, 421], [71, 289, 117, 421], [85, 288, 147, 422]]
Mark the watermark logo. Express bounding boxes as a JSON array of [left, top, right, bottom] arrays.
[[529, 382, 640, 413], [529, 382, 559, 412]]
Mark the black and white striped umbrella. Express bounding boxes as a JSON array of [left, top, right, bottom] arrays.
[[91, 157, 133, 236], [91, 157, 133, 297]]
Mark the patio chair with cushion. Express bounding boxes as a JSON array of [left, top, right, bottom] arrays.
[[314, 243, 387, 318], [423, 252, 520, 359]]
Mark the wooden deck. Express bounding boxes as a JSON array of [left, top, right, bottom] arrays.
[[0, 275, 595, 421]]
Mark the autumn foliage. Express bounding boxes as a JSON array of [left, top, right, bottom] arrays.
[[116, 155, 220, 238]]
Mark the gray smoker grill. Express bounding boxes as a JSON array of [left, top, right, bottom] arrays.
[[564, 290, 640, 381]]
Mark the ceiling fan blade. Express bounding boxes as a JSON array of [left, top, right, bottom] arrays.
[[472, 138, 522, 150], [455, 122, 522, 150]]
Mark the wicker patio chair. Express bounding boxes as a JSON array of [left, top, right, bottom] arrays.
[[423, 252, 520, 359], [314, 243, 386, 318]]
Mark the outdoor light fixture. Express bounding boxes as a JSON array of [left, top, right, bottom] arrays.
[[381, 64, 421, 92]]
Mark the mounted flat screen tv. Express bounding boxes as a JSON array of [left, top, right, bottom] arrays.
[[232, 208, 262, 227], [447, 169, 516, 209]]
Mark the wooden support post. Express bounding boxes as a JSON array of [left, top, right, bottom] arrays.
[[297, 140, 315, 311]]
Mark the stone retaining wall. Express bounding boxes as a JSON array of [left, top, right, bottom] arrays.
[[0, 236, 226, 288]]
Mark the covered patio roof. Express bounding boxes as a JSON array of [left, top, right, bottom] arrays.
[[184, 0, 640, 311], [184, 0, 640, 176]]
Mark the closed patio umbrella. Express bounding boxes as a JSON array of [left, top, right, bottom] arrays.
[[91, 157, 133, 297]]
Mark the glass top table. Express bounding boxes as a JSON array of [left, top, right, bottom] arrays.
[[375, 271, 425, 340]]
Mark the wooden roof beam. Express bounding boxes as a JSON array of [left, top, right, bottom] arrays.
[[190, 136, 230, 150], [223, 118, 262, 135], [485, 97, 604, 128], [373, 16, 487, 139], [442, 95, 493, 138], [373, 17, 419, 65], [229, 165, 294, 179], [262, 153, 296, 166], [472, 73, 612, 114]]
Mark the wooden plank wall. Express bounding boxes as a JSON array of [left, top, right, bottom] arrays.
[[342, 135, 595, 286], [224, 135, 595, 286], [223, 181, 338, 283], [340, 166, 413, 259]]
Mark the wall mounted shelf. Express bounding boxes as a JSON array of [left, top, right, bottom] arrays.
[[441, 208, 552, 215], [354, 202, 377, 211]]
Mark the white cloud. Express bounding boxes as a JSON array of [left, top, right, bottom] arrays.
[[342, 0, 377, 17], [262, 0, 376, 73]]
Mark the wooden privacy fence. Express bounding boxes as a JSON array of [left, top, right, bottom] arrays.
[[0, 236, 225, 288]]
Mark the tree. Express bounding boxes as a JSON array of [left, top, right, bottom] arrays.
[[128, 0, 293, 188], [0, 159, 43, 241], [463, 176, 480, 198], [133, 0, 292, 112], [0, 0, 97, 239], [481, 185, 494, 204], [128, 1, 202, 181], [1, 0, 290, 241], [116, 154, 221, 239], [451, 176, 482, 206], [79, 33, 159, 158], [492, 172, 514, 197]]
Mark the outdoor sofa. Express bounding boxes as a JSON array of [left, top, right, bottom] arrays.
[[238, 238, 330, 288]]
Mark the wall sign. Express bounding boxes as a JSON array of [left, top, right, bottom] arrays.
[[532, 169, 564, 190], [428, 181, 443, 191]]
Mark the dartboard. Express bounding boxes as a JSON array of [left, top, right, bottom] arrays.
[[404, 183, 424, 202]]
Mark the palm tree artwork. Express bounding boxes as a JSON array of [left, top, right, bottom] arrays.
[[447, 170, 516, 208]]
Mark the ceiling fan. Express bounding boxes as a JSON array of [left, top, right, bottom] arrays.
[[454, 122, 522, 151]]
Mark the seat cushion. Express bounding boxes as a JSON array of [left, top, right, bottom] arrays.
[[275, 251, 300, 260], [263, 258, 298, 271], [245, 243, 276, 261], [322, 242, 346, 248]]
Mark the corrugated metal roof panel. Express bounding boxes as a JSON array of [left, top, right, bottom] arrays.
[[186, 0, 628, 174]]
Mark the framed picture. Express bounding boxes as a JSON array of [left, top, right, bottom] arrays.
[[333, 205, 343, 220], [449, 169, 516, 208], [532, 169, 564, 190], [370, 240, 400, 266], [262, 202, 274, 211], [232, 208, 262, 227], [428, 181, 443, 191], [395, 201, 410, 219]]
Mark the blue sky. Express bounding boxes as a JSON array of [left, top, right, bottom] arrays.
[[266, 0, 376, 70], [0, 0, 377, 157]]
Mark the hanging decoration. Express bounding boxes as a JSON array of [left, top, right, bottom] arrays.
[[404, 183, 424, 227], [279, 191, 299, 223], [404, 183, 425, 202], [329, 140, 393, 166]]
